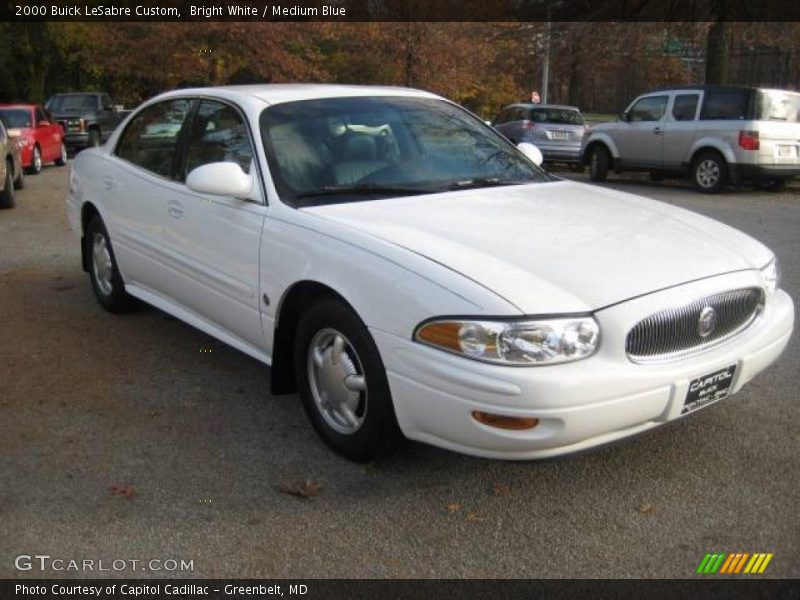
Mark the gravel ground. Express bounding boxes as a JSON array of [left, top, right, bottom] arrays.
[[0, 165, 797, 579]]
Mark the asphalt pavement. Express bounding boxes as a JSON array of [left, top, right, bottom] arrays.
[[0, 165, 797, 578]]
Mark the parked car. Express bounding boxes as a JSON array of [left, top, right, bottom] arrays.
[[67, 85, 793, 462], [0, 104, 67, 174], [582, 85, 800, 192], [492, 103, 586, 165], [0, 118, 25, 208], [45, 92, 123, 150]]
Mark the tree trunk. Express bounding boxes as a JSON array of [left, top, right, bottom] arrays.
[[705, 2, 729, 85]]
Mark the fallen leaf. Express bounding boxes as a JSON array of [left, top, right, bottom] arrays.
[[445, 503, 461, 513], [109, 484, 135, 499], [279, 479, 323, 499], [493, 484, 511, 496], [638, 503, 657, 515], [466, 512, 487, 522]]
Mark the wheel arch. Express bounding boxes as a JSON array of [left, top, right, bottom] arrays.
[[80, 202, 101, 272], [581, 133, 618, 164], [270, 280, 360, 395], [688, 140, 736, 167]]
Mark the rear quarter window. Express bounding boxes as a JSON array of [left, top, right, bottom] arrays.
[[757, 90, 800, 123], [699, 89, 752, 120]]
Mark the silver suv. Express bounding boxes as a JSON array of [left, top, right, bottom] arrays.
[[581, 86, 800, 192]]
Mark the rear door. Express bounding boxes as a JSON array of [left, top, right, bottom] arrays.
[[662, 92, 702, 168], [34, 106, 59, 160], [615, 94, 669, 166], [159, 98, 267, 349]]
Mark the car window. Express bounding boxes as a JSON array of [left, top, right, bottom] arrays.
[[0, 121, 6, 141], [0, 109, 32, 128], [183, 100, 253, 180], [700, 89, 751, 120], [533, 108, 585, 125], [102, 95, 114, 111], [35, 108, 48, 124], [672, 94, 700, 121], [115, 98, 192, 179], [260, 96, 552, 207], [494, 108, 512, 124], [756, 90, 800, 123], [510, 107, 527, 121], [628, 96, 668, 122], [47, 94, 99, 113]]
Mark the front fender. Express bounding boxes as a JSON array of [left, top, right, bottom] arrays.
[[581, 131, 620, 161]]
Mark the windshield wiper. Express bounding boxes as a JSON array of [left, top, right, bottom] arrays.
[[447, 177, 531, 190], [296, 183, 436, 200]]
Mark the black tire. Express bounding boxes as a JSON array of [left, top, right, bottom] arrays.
[[755, 178, 788, 193], [88, 129, 101, 148], [588, 145, 610, 182], [294, 298, 403, 462], [649, 170, 664, 182], [0, 161, 15, 208], [55, 142, 68, 166], [27, 145, 42, 175], [85, 215, 136, 313], [691, 151, 727, 193], [13, 162, 24, 190]]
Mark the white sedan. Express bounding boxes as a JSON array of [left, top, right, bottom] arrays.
[[66, 85, 794, 461]]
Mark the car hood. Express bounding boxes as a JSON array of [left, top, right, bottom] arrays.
[[303, 181, 772, 313]]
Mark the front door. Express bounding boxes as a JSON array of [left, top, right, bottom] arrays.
[[615, 94, 669, 167]]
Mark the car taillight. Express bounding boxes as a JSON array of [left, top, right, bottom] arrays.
[[738, 130, 760, 151], [522, 120, 535, 131]]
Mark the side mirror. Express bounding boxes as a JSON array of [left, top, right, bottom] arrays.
[[619, 112, 630, 122], [186, 162, 253, 198], [517, 142, 544, 167]]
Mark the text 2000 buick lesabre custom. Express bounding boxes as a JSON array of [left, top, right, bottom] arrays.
[[66, 85, 794, 461]]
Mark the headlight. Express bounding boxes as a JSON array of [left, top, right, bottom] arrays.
[[415, 317, 600, 366], [761, 258, 781, 297]]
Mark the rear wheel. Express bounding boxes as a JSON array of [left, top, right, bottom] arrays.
[[691, 151, 727, 193], [86, 215, 136, 313], [0, 161, 15, 208], [588, 145, 610, 182], [294, 298, 403, 462], [55, 142, 67, 166], [27, 145, 42, 174]]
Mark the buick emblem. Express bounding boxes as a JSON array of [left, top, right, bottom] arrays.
[[697, 306, 717, 338]]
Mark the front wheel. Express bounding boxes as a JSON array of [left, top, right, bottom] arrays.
[[691, 151, 727, 193], [85, 215, 136, 313], [294, 298, 403, 462], [27, 145, 42, 175], [588, 145, 610, 182]]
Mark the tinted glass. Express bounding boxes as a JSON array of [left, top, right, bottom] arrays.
[[0, 109, 32, 128], [672, 94, 699, 121], [115, 99, 191, 178], [629, 96, 668, 122], [35, 108, 48, 124], [757, 90, 800, 123], [260, 97, 551, 207], [494, 108, 513, 124], [46, 94, 99, 113], [530, 108, 585, 125], [184, 100, 253, 180], [700, 89, 751, 120]]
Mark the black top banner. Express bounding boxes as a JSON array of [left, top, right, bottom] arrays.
[[3, 0, 800, 22]]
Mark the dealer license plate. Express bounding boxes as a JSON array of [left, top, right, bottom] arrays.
[[552, 130, 568, 140], [683, 365, 737, 414]]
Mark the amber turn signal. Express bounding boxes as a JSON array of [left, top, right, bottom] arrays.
[[471, 411, 540, 431]]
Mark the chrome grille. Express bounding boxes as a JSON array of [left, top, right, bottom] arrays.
[[626, 288, 764, 362]]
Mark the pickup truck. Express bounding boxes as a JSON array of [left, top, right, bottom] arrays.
[[45, 92, 124, 150]]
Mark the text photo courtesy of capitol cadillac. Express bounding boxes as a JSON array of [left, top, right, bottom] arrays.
[[1, 0, 799, 598]]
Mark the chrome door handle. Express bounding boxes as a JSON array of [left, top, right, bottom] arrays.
[[167, 201, 183, 219], [652, 127, 663, 135]]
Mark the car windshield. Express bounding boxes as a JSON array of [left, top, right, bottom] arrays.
[[260, 96, 553, 207], [46, 94, 98, 113], [757, 90, 800, 123], [0, 109, 32, 128], [532, 108, 585, 125]]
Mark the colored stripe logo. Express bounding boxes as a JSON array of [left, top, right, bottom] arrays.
[[696, 552, 773, 574]]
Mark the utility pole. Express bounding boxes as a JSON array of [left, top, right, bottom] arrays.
[[541, 9, 551, 104]]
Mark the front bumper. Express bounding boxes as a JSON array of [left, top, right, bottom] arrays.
[[64, 132, 90, 149], [373, 271, 794, 459]]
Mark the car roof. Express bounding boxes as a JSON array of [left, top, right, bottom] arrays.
[[158, 84, 440, 106], [0, 104, 35, 109]]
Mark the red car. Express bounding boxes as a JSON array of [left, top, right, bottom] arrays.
[[0, 104, 67, 174]]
